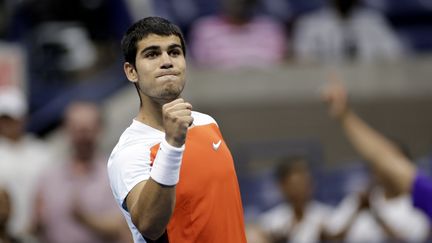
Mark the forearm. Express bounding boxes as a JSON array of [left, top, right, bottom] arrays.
[[132, 179, 176, 239], [129, 140, 183, 240], [340, 110, 415, 193], [76, 214, 127, 240]]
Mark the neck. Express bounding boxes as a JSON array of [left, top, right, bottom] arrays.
[[223, 15, 250, 25], [71, 157, 94, 175], [136, 95, 165, 131], [4, 135, 22, 144], [292, 204, 306, 221], [383, 187, 401, 199]]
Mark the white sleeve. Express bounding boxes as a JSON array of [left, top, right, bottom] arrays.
[[107, 142, 152, 209], [258, 205, 291, 237], [325, 195, 360, 234], [374, 199, 429, 242]]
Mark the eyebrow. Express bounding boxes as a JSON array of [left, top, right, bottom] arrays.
[[167, 44, 182, 51], [139, 43, 183, 56]]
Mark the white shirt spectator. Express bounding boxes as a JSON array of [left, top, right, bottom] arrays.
[[326, 187, 429, 242], [0, 136, 53, 235], [294, 8, 405, 63], [190, 15, 286, 69], [258, 201, 333, 243]]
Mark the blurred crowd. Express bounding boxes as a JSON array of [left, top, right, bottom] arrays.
[[1, 0, 431, 134], [0, 0, 432, 242]]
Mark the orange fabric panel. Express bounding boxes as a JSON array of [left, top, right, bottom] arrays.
[[150, 143, 160, 166], [153, 123, 246, 242]]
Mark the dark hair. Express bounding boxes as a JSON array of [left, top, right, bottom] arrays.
[[274, 156, 310, 182], [121, 16, 186, 67]]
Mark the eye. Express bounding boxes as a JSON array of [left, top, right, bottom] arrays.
[[169, 49, 182, 57], [145, 51, 159, 59]]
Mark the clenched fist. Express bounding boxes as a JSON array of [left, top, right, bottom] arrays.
[[162, 98, 194, 147]]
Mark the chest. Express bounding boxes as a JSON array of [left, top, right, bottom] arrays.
[[164, 124, 236, 199]]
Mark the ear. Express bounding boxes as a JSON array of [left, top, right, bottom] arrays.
[[124, 62, 138, 83]]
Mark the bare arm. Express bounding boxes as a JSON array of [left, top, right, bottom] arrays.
[[322, 80, 415, 194], [72, 203, 132, 241], [321, 191, 369, 241], [126, 98, 193, 240], [125, 179, 175, 240]]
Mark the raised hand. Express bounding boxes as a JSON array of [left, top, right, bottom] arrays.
[[322, 73, 350, 120], [162, 98, 193, 147]]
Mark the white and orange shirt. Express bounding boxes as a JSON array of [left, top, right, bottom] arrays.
[[107, 111, 246, 243]]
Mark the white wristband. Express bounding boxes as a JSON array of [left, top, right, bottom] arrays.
[[150, 140, 185, 186]]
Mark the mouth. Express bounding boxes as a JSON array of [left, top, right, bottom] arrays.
[[156, 72, 180, 78]]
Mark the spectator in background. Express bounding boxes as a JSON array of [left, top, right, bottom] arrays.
[[0, 186, 22, 243], [189, 0, 286, 69], [0, 87, 53, 238], [13, 0, 132, 137], [18, 0, 130, 43], [258, 156, 333, 243], [293, 0, 405, 63], [325, 161, 429, 242], [18, 0, 127, 78], [32, 101, 131, 243], [322, 79, 431, 241]]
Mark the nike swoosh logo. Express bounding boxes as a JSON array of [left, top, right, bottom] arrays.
[[212, 140, 222, 151]]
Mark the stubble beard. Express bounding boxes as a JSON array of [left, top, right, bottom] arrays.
[[149, 82, 185, 105]]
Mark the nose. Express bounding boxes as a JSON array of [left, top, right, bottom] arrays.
[[160, 52, 173, 69]]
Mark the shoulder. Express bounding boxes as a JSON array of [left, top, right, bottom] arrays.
[[37, 163, 68, 188], [192, 111, 218, 127], [253, 15, 284, 28], [259, 203, 291, 223], [109, 121, 163, 159], [309, 201, 334, 217], [107, 123, 158, 203], [107, 121, 162, 180], [258, 203, 292, 231]]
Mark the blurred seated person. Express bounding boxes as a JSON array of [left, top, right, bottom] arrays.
[[325, 164, 430, 242], [0, 186, 22, 243], [258, 156, 333, 243], [0, 87, 53, 238], [189, 0, 286, 69], [293, 0, 405, 64], [322, 80, 430, 242], [32, 101, 131, 243]]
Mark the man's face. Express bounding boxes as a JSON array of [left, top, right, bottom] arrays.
[[127, 34, 186, 104], [280, 169, 313, 207], [0, 115, 25, 141], [65, 104, 100, 160]]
